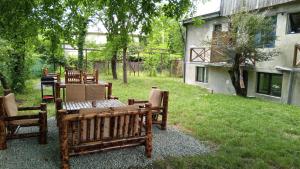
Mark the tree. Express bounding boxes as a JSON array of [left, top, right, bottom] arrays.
[[217, 10, 278, 96], [38, 0, 65, 71], [0, 0, 40, 92], [63, 0, 100, 70], [100, 0, 191, 83], [0, 38, 12, 89]]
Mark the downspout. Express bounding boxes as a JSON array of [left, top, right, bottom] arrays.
[[183, 23, 187, 83], [287, 71, 295, 104], [275, 66, 297, 105]]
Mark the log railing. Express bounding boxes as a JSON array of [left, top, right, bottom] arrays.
[[190, 48, 211, 62], [293, 43, 300, 67]]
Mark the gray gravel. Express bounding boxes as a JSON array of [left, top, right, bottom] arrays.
[[0, 118, 210, 169]]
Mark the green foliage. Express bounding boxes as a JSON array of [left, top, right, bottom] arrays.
[[147, 15, 184, 55], [228, 10, 278, 62], [63, 0, 101, 70], [0, 0, 41, 92]]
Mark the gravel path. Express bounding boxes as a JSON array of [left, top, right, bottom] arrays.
[[0, 118, 210, 169]]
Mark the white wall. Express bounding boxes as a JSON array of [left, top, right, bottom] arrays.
[[184, 2, 300, 106]]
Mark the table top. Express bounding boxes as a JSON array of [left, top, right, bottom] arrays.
[[63, 99, 125, 112]]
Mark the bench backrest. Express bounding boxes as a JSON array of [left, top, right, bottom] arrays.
[[58, 105, 152, 156], [56, 83, 113, 102]]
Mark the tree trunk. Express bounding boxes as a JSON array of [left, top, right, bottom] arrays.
[[10, 40, 26, 93], [111, 51, 118, 79], [77, 19, 88, 70], [228, 54, 248, 97], [0, 72, 9, 90], [122, 47, 128, 84]]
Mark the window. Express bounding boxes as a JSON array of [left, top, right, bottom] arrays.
[[196, 67, 208, 83], [257, 72, 283, 97], [287, 12, 300, 34], [214, 24, 222, 32], [255, 16, 277, 48]]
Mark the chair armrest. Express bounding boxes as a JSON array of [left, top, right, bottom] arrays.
[[18, 106, 40, 111], [151, 106, 164, 111], [128, 99, 149, 104], [18, 103, 47, 111], [108, 96, 119, 100], [1, 114, 40, 121]]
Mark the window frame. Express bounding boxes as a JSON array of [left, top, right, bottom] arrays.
[[256, 72, 283, 97], [195, 66, 208, 83]]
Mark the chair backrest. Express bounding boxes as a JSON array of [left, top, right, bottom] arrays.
[[65, 69, 82, 84], [1, 93, 18, 117], [59, 105, 152, 156], [83, 69, 99, 84], [66, 84, 86, 102], [148, 88, 164, 107]]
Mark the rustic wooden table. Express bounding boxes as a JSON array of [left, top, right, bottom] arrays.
[[63, 99, 125, 113]]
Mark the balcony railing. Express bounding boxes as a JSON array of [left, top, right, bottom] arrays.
[[189, 48, 211, 62], [293, 43, 300, 67]]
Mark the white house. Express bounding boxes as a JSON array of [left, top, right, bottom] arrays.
[[183, 0, 300, 106]]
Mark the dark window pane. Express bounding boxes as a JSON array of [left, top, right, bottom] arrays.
[[257, 73, 282, 97], [271, 75, 282, 97], [258, 73, 270, 94], [289, 12, 300, 34], [214, 24, 222, 32], [196, 67, 207, 82], [255, 16, 277, 48]]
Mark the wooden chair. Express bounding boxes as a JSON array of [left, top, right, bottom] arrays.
[[83, 69, 99, 84], [65, 69, 82, 84], [0, 92, 47, 150], [128, 87, 169, 130], [58, 104, 152, 169]]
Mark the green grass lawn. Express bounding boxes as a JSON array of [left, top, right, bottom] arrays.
[[10, 74, 300, 169]]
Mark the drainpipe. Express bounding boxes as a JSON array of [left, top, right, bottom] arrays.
[[183, 23, 187, 83], [287, 71, 295, 104], [276, 66, 296, 105]]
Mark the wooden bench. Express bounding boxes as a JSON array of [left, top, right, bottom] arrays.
[[58, 104, 152, 169], [55, 82, 117, 102]]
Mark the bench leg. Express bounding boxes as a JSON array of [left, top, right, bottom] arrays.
[[161, 113, 167, 130], [0, 119, 7, 150], [60, 122, 70, 169], [39, 112, 47, 144]]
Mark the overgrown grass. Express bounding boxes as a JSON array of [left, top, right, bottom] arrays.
[[11, 74, 300, 168]]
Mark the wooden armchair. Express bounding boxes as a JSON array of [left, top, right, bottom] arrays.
[[58, 105, 152, 169], [65, 69, 82, 84], [0, 92, 47, 150], [83, 69, 99, 84], [128, 87, 169, 130]]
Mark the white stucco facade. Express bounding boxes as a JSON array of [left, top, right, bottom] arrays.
[[184, 2, 300, 106]]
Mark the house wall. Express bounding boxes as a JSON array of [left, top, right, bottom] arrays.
[[184, 2, 300, 106], [221, 0, 295, 16]]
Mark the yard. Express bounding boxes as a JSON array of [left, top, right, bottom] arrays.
[[12, 74, 300, 169]]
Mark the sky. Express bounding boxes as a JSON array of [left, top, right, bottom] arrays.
[[88, 0, 222, 32], [195, 0, 221, 16]]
